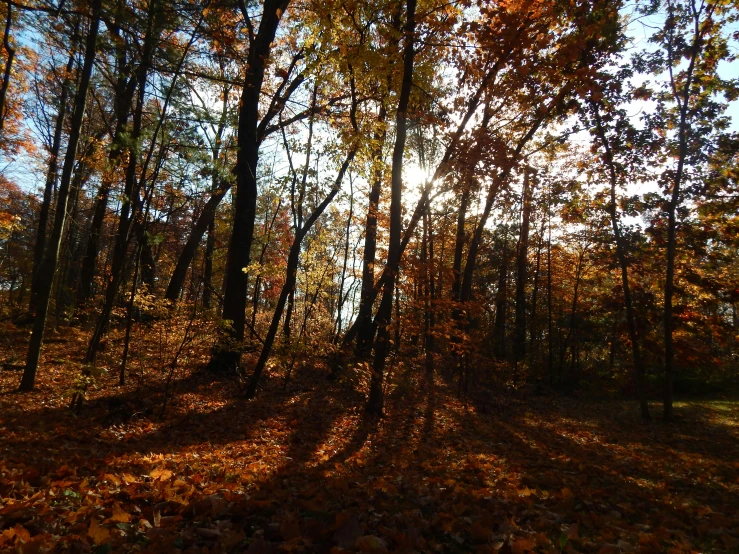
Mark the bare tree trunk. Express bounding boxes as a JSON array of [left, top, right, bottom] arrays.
[[529, 219, 544, 363], [245, 150, 356, 398], [30, 31, 78, 312], [450, 186, 469, 304], [20, 0, 102, 391], [559, 248, 585, 378], [591, 102, 650, 421], [0, 0, 15, 135], [494, 235, 508, 360], [202, 218, 215, 309], [77, 14, 138, 305], [514, 168, 534, 370], [211, 0, 291, 371], [355, 106, 386, 357], [547, 189, 554, 385], [368, 0, 416, 415], [422, 204, 434, 372], [165, 181, 230, 300], [335, 176, 354, 338], [86, 4, 160, 362]]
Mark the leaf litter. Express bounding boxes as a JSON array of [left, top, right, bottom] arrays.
[[1, 323, 738, 553]]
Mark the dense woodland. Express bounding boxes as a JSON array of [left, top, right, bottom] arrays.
[[0, 0, 738, 552]]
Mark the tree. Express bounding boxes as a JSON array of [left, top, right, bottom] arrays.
[[21, 0, 103, 391], [635, 0, 736, 420]]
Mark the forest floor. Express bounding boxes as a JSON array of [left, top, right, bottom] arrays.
[[1, 321, 738, 553]]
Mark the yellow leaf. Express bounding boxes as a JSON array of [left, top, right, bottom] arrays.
[[150, 468, 173, 481], [104, 474, 121, 486], [88, 518, 110, 546], [111, 503, 132, 523], [122, 473, 137, 484]]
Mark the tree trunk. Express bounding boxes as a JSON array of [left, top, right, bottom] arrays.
[[0, 0, 16, 135], [77, 16, 138, 305], [422, 203, 434, 372], [20, 0, 102, 391], [355, 105, 387, 357], [335, 176, 354, 338], [547, 193, 554, 385], [30, 33, 78, 312], [450, 186, 469, 304], [558, 248, 585, 378], [165, 181, 230, 300], [514, 169, 534, 365], [245, 150, 355, 398], [86, 3, 162, 362], [202, 217, 215, 309], [529, 219, 544, 363], [211, 0, 290, 372], [367, 0, 416, 415], [494, 236, 508, 360], [592, 102, 650, 421]]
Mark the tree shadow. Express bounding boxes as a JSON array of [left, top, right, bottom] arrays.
[[2, 360, 738, 553]]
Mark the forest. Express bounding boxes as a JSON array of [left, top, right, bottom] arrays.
[[0, 0, 738, 552]]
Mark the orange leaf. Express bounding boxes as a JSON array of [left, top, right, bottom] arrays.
[[111, 503, 132, 523], [150, 468, 173, 481], [512, 536, 535, 553], [88, 518, 110, 546]]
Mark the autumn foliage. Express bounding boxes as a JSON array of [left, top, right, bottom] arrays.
[[0, 0, 738, 551]]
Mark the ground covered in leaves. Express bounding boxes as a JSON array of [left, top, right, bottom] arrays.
[[1, 322, 739, 553]]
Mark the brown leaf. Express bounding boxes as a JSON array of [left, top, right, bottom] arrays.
[[333, 514, 362, 549], [246, 538, 274, 553], [355, 535, 388, 553], [511, 536, 535, 553]]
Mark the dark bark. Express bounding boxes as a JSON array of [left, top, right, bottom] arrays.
[[202, 217, 215, 309], [450, 187, 469, 304], [459, 115, 546, 306], [20, 0, 102, 391], [367, 0, 416, 415], [591, 101, 650, 421], [422, 204, 434, 372], [0, 0, 16, 134], [662, 2, 706, 422], [529, 219, 544, 361], [342, 52, 511, 348], [335, 176, 354, 339], [494, 237, 508, 360], [355, 105, 386, 356], [30, 32, 78, 312], [78, 16, 138, 304], [245, 150, 356, 398], [558, 248, 585, 377], [86, 3, 162, 362], [547, 185, 554, 384], [210, 0, 291, 372], [249, 198, 282, 336], [514, 169, 534, 364], [165, 181, 230, 300], [165, 81, 231, 303]]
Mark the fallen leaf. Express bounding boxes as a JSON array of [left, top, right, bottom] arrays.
[[88, 518, 110, 546], [355, 535, 388, 553], [150, 468, 173, 481], [110, 503, 132, 523]]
